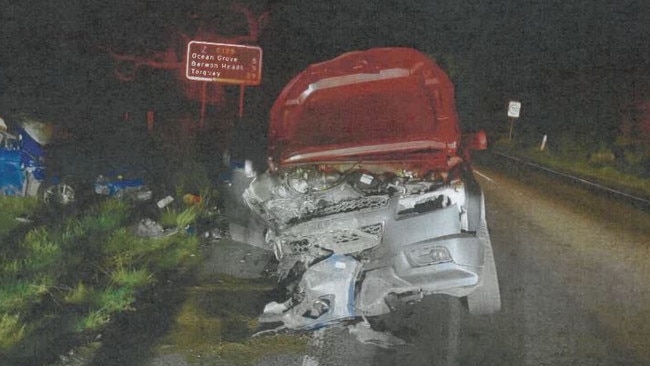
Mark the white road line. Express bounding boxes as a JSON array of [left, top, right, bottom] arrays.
[[473, 169, 494, 183]]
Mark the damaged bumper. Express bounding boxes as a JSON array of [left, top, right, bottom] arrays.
[[260, 254, 361, 330], [254, 190, 496, 330]]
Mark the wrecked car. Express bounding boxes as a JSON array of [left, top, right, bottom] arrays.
[[226, 47, 500, 330], [94, 170, 153, 202], [0, 118, 75, 206], [0, 115, 155, 207]]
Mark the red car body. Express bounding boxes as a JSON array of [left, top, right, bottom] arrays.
[[268, 47, 465, 176]]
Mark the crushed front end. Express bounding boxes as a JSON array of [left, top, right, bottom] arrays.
[[226, 47, 500, 330], [235, 161, 499, 330]]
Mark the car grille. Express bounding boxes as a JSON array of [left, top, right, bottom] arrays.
[[281, 223, 384, 255], [286, 196, 390, 225]]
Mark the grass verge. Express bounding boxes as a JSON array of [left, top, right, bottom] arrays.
[[0, 196, 203, 362], [493, 143, 650, 200]]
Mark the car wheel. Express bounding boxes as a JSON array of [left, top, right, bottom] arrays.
[[466, 239, 501, 315], [1, 185, 22, 196], [41, 181, 76, 207]]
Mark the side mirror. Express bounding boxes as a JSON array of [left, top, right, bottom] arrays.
[[462, 130, 488, 151]]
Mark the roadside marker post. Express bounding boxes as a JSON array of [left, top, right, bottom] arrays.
[[540, 134, 548, 151], [507, 101, 521, 142]]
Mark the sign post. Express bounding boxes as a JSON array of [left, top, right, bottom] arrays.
[[507, 101, 521, 142], [185, 41, 263, 127], [200, 82, 207, 129]]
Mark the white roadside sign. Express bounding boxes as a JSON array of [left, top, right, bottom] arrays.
[[507, 101, 522, 118]]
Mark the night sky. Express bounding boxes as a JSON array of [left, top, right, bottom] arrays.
[[1, 0, 648, 144]]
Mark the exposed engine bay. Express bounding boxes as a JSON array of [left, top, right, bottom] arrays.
[[245, 164, 468, 271]]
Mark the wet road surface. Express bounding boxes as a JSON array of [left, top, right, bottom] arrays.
[[294, 158, 650, 366]]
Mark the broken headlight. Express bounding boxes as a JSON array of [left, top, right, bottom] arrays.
[[405, 245, 453, 267], [303, 295, 334, 319], [285, 166, 342, 193]]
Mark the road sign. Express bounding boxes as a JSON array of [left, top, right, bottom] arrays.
[[186, 41, 262, 85], [507, 101, 522, 118]]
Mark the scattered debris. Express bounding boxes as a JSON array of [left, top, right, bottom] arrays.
[[347, 320, 407, 349], [14, 216, 32, 223], [133, 218, 177, 238], [94, 174, 152, 202], [134, 218, 165, 237], [157, 195, 174, 209], [201, 228, 223, 240], [182, 193, 201, 205]]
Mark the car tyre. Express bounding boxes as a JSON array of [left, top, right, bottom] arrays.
[[466, 239, 501, 315], [40, 180, 76, 208]]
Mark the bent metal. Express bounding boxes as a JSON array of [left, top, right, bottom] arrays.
[[224, 47, 501, 332]]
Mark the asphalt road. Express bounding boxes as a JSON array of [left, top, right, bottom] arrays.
[[50, 156, 650, 366], [294, 159, 650, 366]]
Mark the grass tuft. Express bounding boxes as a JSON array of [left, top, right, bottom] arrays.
[[74, 310, 111, 332], [0, 313, 26, 349], [58, 219, 87, 246], [111, 267, 153, 289], [160, 206, 198, 230], [20, 227, 62, 273], [0, 282, 32, 313], [82, 199, 130, 234], [97, 287, 136, 313], [64, 282, 93, 305]]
